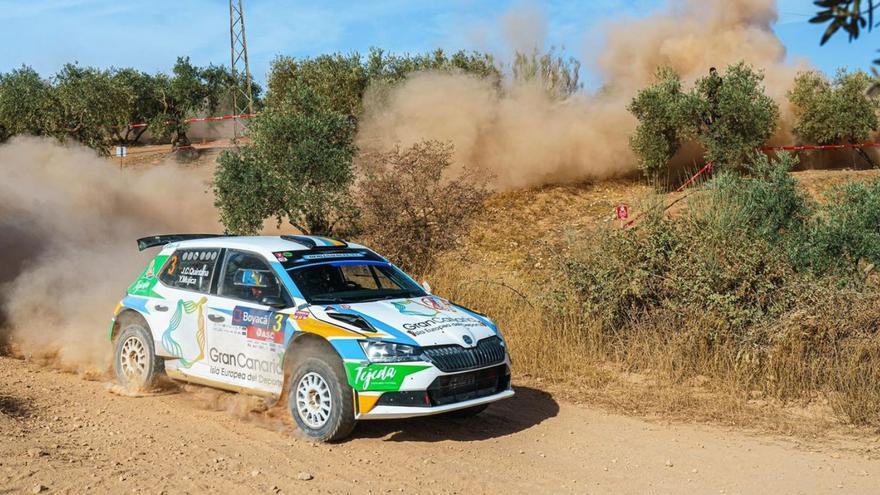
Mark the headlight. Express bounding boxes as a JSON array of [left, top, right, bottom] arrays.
[[359, 340, 423, 363]]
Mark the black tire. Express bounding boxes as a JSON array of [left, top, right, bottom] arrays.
[[444, 404, 489, 418], [113, 322, 164, 390], [287, 347, 356, 442]]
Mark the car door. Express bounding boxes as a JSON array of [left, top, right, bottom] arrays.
[[154, 247, 222, 380], [202, 249, 292, 395]]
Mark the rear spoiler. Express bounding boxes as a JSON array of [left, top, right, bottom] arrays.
[[136, 234, 228, 251]]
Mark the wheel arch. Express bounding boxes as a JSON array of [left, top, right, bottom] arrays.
[[280, 333, 346, 397], [110, 309, 150, 343]]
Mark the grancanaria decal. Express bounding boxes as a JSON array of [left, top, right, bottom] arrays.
[[391, 299, 439, 317], [161, 296, 208, 368]]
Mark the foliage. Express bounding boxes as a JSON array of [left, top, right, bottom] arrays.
[[812, 1, 880, 69], [267, 53, 368, 117], [0, 58, 247, 152], [110, 68, 164, 145], [812, 1, 878, 47], [627, 67, 695, 174], [693, 63, 779, 165], [798, 180, 880, 276], [789, 69, 879, 165], [628, 62, 778, 174], [49, 64, 130, 153], [691, 153, 812, 246], [214, 87, 357, 236], [365, 47, 500, 85], [511, 47, 581, 99], [355, 141, 488, 276], [0, 66, 53, 142], [150, 57, 226, 147], [562, 152, 880, 338], [266, 48, 501, 120]]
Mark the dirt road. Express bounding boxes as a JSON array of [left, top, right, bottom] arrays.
[[1, 355, 879, 494]]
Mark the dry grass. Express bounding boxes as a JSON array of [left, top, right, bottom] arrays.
[[426, 170, 880, 438]]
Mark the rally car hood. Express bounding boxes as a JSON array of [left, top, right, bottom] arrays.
[[310, 296, 497, 347]]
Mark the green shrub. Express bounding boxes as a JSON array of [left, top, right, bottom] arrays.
[[560, 152, 880, 341], [628, 62, 778, 175]]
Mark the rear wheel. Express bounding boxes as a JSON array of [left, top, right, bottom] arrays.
[[288, 348, 356, 442], [113, 323, 164, 390]]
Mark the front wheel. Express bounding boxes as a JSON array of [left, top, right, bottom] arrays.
[[113, 323, 164, 390], [288, 351, 356, 442]]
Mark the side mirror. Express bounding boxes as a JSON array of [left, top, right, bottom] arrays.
[[422, 280, 432, 294], [261, 295, 287, 309]]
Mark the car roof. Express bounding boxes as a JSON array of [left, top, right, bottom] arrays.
[[168, 235, 367, 257]]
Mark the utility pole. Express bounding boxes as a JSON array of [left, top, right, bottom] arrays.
[[229, 0, 255, 140]]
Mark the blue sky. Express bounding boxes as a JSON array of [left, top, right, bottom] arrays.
[[1, 0, 877, 89]]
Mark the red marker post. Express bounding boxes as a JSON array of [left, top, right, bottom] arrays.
[[616, 204, 629, 228]]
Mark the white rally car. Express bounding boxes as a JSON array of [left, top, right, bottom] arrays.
[[110, 234, 513, 441]]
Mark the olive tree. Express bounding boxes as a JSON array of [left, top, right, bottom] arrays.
[[50, 63, 129, 153], [111, 68, 164, 146], [267, 53, 367, 117], [265, 48, 501, 121], [365, 47, 500, 84], [151, 57, 227, 148], [214, 87, 357, 236], [789, 69, 879, 166], [627, 67, 694, 175], [628, 62, 778, 174], [0, 66, 54, 142], [693, 62, 778, 166]]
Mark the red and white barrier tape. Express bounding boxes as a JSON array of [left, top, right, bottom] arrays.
[[761, 142, 880, 152], [625, 141, 879, 229], [128, 113, 258, 129]]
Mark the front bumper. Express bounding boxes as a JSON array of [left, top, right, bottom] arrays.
[[353, 361, 513, 419], [360, 388, 514, 420]]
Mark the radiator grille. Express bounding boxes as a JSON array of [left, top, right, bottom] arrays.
[[422, 336, 505, 372]]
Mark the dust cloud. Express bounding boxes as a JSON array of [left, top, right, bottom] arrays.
[[357, 0, 807, 189], [0, 137, 219, 374]]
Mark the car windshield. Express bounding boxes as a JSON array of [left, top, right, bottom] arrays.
[[288, 261, 426, 304]]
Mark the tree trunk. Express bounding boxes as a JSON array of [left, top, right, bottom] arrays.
[[854, 146, 877, 169]]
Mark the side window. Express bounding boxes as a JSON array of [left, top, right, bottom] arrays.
[[219, 250, 282, 303], [159, 248, 221, 293]]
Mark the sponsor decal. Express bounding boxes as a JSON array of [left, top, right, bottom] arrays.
[[392, 299, 439, 317], [403, 316, 486, 337], [231, 306, 286, 344], [421, 296, 451, 311], [161, 297, 208, 368], [127, 255, 169, 298], [344, 362, 431, 391], [208, 347, 284, 386], [292, 310, 310, 320], [145, 257, 157, 278], [302, 252, 364, 260]]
